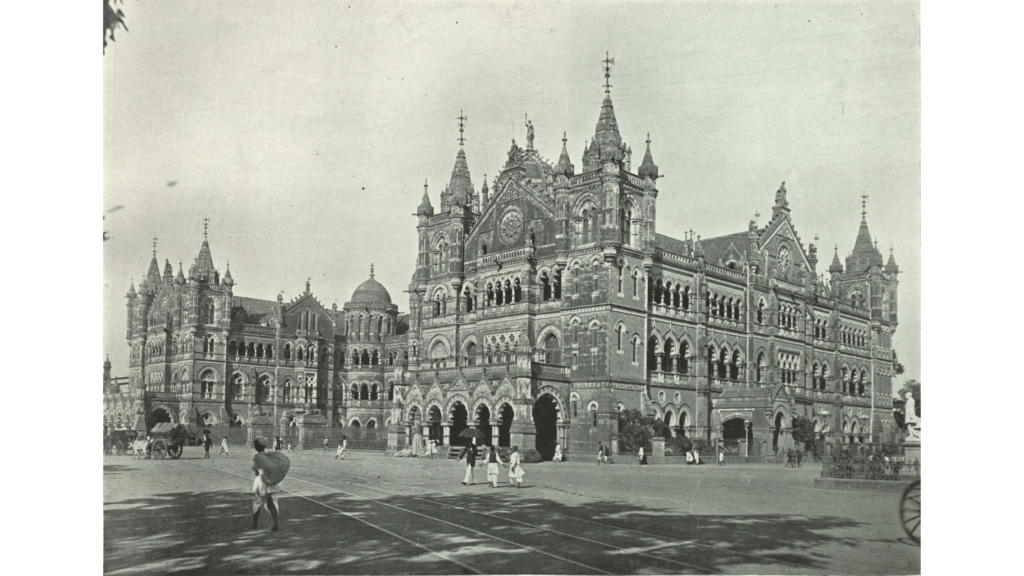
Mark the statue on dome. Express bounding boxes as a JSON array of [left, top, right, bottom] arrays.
[[525, 115, 535, 150]]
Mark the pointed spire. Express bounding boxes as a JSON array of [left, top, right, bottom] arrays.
[[223, 261, 234, 287], [447, 146, 474, 208], [145, 238, 162, 290], [847, 194, 884, 272], [555, 131, 575, 177], [163, 259, 174, 283], [637, 132, 659, 180], [127, 278, 137, 298], [417, 179, 434, 216], [885, 246, 899, 273], [594, 91, 624, 164], [174, 261, 185, 285], [193, 221, 218, 282], [829, 245, 844, 274]]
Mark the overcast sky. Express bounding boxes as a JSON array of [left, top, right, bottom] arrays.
[[103, 0, 920, 382]]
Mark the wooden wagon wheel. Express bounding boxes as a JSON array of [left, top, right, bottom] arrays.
[[152, 440, 167, 460], [899, 479, 920, 543], [168, 443, 183, 459]]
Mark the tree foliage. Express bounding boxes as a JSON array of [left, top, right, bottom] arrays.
[[897, 379, 921, 416], [617, 409, 668, 454], [104, 0, 128, 54], [790, 416, 816, 450], [891, 350, 906, 376]]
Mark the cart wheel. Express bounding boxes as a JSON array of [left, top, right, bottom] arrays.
[[899, 479, 920, 543], [153, 440, 167, 460], [169, 444, 182, 459]]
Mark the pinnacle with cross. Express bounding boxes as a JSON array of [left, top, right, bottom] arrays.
[[152, 237, 158, 258], [602, 52, 614, 93], [457, 111, 468, 147], [203, 216, 209, 240], [370, 263, 375, 278], [646, 132, 651, 147], [861, 194, 869, 221], [562, 131, 567, 146]]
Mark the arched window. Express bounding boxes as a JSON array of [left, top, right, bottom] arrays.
[[370, 384, 378, 401], [228, 340, 238, 356], [232, 374, 245, 401], [513, 278, 522, 303], [730, 350, 741, 380], [570, 394, 579, 418], [717, 348, 728, 379], [201, 371, 216, 400], [616, 324, 624, 352], [647, 337, 659, 372], [859, 370, 867, 396], [257, 375, 271, 403], [465, 342, 477, 366], [360, 384, 369, 400], [544, 334, 560, 364], [463, 287, 474, 313], [757, 300, 765, 324], [631, 336, 641, 364], [350, 384, 358, 400], [371, 350, 380, 365], [361, 350, 370, 365], [553, 269, 562, 300], [631, 270, 639, 298], [756, 353, 765, 384]]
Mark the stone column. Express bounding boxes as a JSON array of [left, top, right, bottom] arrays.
[[491, 424, 500, 445], [509, 398, 536, 451], [443, 424, 451, 446]]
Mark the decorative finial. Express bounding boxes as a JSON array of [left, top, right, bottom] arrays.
[[370, 263, 375, 278], [834, 244, 839, 253], [602, 52, 615, 93], [861, 193, 869, 221], [457, 110, 467, 147], [202, 216, 209, 240], [562, 131, 567, 146], [646, 132, 651, 147], [814, 234, 820, 244], [890, 244, 894, 255], [424, 179, 428, 191], [152, 237, 158, 258], [754, 210, 761, 222], [306, 277, 311, 294]]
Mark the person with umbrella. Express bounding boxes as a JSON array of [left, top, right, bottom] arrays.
[[458, 427, 484, 486]]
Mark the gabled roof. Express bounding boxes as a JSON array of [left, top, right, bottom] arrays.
[[466, 176, 555, 244], [654, 233, 691, 257], [699, 232, 750, 266]]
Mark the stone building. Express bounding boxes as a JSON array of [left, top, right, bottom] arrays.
[[105, 67, 901, 458]]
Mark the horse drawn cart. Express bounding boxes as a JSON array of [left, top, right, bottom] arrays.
[[149, 423, 189, 459], [106, 430, 139, 456]]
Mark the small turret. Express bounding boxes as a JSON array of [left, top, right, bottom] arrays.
[[163, 259, 174, 284], [481, 175, 489, 207], [127, 279, 137, 299], [829, 245, 844, 274], [174, 262, 185, 286], [223, 261, 234, 288], [637, 133, 659, 180], [417, 180, 434, 216], [555, 132, 575, 177], [885, 247, 899, 274]]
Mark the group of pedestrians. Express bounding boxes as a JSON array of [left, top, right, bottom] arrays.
[[784, 448, 804, 468], [458, 439, 525, 488]]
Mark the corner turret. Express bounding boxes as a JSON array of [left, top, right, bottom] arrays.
[[417, 180, 434, 216], [637, 133, 659, 180]]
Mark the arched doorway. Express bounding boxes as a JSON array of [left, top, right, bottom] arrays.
[[498, 403, 513, 447], [427, 406, 443, 444], [663, 411, 674, 436], [773, 412, 785, 452], [678, 411, 688, 437], [147, 407, 172, 431], [723, 418, 746, 441], [450, 401, 468, 446], [532, 394, 559, 460], [476, 405, 492, 446]]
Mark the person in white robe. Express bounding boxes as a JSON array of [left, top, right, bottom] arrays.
[[508, 446, 525, 488]]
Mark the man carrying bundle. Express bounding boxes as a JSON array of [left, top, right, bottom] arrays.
[[251, 437, 289, 531]]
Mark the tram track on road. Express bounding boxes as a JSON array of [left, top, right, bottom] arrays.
[[196, 461, 618, 575], [289, 462, 868, 575]]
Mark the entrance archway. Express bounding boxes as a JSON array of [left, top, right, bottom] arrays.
[[476, 405, 492, 446], [498, 403, 513, 447], [663, 411, 674, 436], [773, 412, 785, 452], [147, 407, 172, 431], [723, 418, 746, 441], [427, 406, 443, 443], [532, 394, 559, 460], [450, 401, 468, 446], [679, 412, 688, 437]]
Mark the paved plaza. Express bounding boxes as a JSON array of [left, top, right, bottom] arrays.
[[103, 448, 920, 575]]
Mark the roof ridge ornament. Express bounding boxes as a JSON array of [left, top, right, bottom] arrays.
[[457, 110, 467, 147], [602, 52, 614, 94]]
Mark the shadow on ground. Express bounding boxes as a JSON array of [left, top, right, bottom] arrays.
[[105, 472, 877, 575]]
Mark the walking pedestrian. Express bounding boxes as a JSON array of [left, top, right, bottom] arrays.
[[220, 437, 231, 457], [553, 444, 563, 462], [718, 446, 725, 466], [274, 437, 282, 452], [251, 438, 285, 532], [597, 441, 604, 465], [693, 447, 703, 465], [796, 448, 803, 468], [785, 448, 795, 468], [486, 445, 503, 487], [323, 436, 329, 452], [638, 446, 648, 465], [460, 439, 478, 486], [428, 439, 437, 459], [335, 436, 347, 460], [508, 445, 525, 488], [203, 432, 212, 459], [287, 441, 293, 453]]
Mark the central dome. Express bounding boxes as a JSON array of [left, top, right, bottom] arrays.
[[350, 273, 392, 305]]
